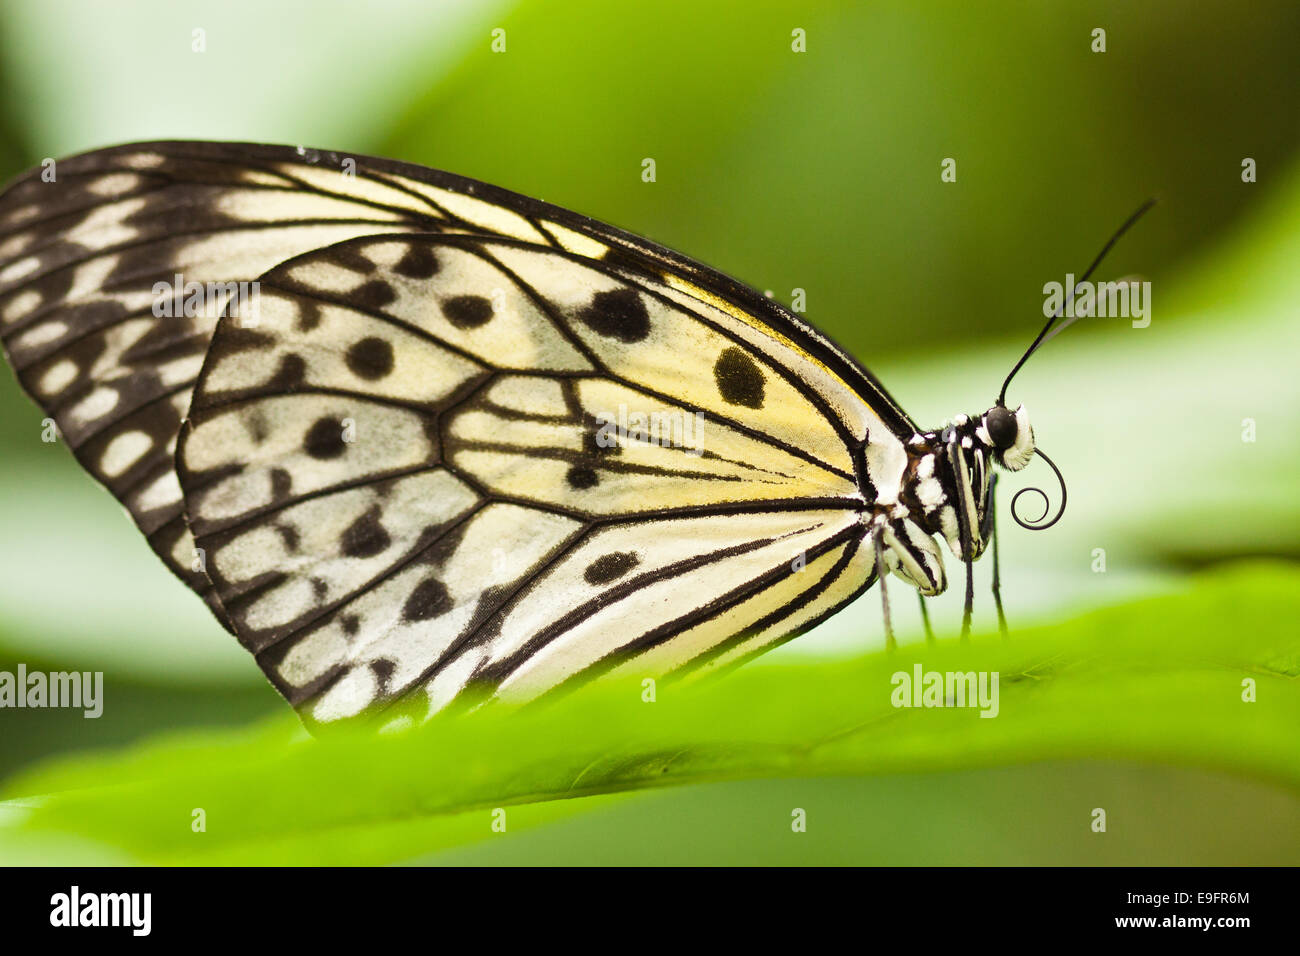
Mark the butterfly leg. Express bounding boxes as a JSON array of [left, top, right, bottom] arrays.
[[983, 474, 1009, 637], [872, 525, 896, 651], [957, 491, 974, 639], [947, 433, 976, 640], [960, 557, 974, 639], [918, 592, 934, 643]]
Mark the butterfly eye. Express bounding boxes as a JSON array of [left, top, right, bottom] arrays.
[[985, 405, 1019, 450]]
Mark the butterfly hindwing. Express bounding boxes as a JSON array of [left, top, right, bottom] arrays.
[[0, 143, 471, 612]]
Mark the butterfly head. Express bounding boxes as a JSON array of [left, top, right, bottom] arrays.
[[979, 402, 1034, 471]]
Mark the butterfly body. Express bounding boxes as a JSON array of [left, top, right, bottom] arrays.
[[0, 142, 1053, 727], [860, 403, 1033, 597]]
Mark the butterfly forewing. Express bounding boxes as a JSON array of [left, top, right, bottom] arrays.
[[179, 233, 878, 722]]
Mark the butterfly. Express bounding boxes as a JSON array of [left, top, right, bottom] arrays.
[[0, 142, 1148, 729]]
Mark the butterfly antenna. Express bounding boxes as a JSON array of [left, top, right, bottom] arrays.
[[1009, 446, 1068, 531], [998, 198, 1157, 405]]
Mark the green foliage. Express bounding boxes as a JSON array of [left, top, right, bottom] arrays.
[[0, 0, 1297, 865], [3, 563, 1295, 865], [381, 0, 1300, 355]]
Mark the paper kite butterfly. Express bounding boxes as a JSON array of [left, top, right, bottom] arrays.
[[0, 142, 1150, 729]]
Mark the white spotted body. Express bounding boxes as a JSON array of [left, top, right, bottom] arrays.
[[873, 403, 1035, 598]]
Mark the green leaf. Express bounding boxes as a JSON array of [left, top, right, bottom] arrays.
[[3, 561, 1296, 865]]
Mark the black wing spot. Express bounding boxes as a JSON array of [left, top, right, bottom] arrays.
[[297, 300, 323, 332], [394, 244, 440, 279], [270, 467, 294, 501], [340, 506, 391, 559], [581, 412, 621, 457], [349, 279, 397, 310], [345, 336, 394, 380], [244, 407, 271, 445], [273, 522, 300, 552], [576, 288, 650, 343], [714, 347, 766, 409], [404, 577, 452, 621], [341, 614, 360, 637], [304, 416, 347, 459], [583, 551, 639, 586], [442, 294, 494, 329], [327, 246, 377, 274], [267, 353, 306, 390], [369, 658, 395, 691], [566, 465, 599, 489]]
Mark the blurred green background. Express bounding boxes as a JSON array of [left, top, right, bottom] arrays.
[[0, 0, 1297, 864]]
